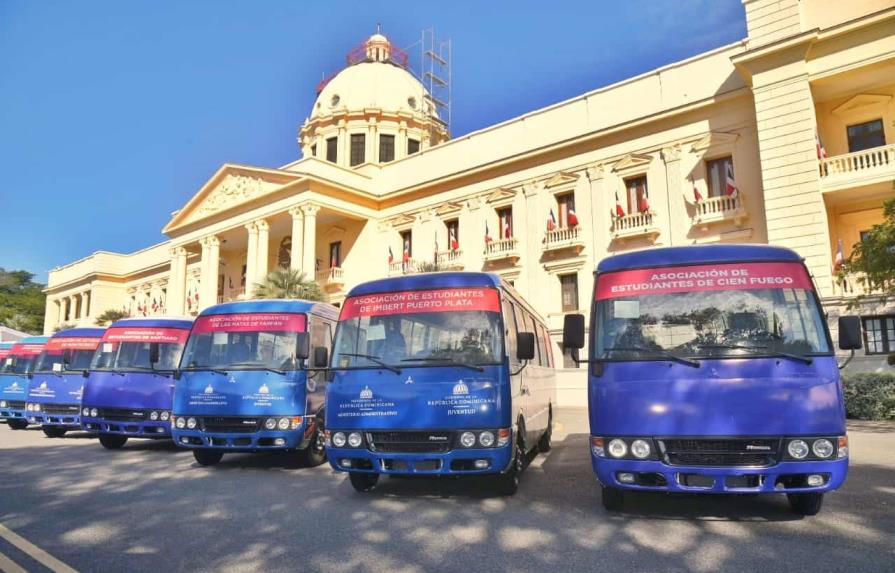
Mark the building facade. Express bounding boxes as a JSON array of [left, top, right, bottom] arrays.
[[44, 0, 895, 371]]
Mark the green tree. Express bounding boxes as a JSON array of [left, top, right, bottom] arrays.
[[841, 198, 895, 302], [253, 268, 324, 301], [54, 322, 76, 333], [0, 268, 46, 334], [414, 260, 443, 273], [95, 309, 129, 326]]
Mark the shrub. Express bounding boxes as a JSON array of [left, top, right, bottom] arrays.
[[841, 372, 895, 420]]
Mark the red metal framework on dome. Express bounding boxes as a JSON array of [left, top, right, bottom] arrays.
[[316, 37, 410, 95]]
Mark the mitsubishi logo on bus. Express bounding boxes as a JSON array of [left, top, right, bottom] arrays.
[[359, 386, 373, 400], [453, 380, 469, 395]]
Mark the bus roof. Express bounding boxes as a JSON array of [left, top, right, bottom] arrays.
[[108, 317, 195, 330], [597, 244, 804, 273], [0, 342, 14, 350], [51, 327, 106, 338], [347, 272, 504, 297], [199, 300, 339, 321], [13, 336, 50, 346]]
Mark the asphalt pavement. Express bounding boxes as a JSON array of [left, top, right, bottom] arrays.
[[1, 409, 893, 573]]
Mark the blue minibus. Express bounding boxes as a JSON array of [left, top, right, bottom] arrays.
[[26, 328, 105, 437], [0, 336, 49, 429], [81, 318, 193, 449], [325, 272, 556, 495], [172, 300, 338, 467], [562, 245, 859, 515]]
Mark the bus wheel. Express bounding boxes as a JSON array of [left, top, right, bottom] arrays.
[[349, 472, 379, 493], [537, 407, 553, 453], [297, 426, 327, 467], [7, 419, 28, 430], [193, 449, 224, 467], [495, 433, 525, 496], [601, 485, 624, 512], [787, 492, 824, 516], [99, 434, 128, 449], [42, 427, 67, 438]]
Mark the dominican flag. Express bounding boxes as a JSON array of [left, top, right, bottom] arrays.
[[449, 227, 459, 251], [484, 222, 493, 244], [693, 179, 703, 203], [568, 207, 579, 227], [725, 162, 738, 199], [402, 240, 410, 262], [615, 192, 626, 218], [638, 186, 650, 212], [834, 238, 845, 272], [151, 298, 158, 312], [388, 246, 395, 264], [816, 132, 827, 160], [434, 233, 439, 262], [547, 209, 557, 232], [502, 216, 512, 239]]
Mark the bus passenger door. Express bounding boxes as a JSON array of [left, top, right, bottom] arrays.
[[307, 318, 332, 416], [502, 298, 528, 439]]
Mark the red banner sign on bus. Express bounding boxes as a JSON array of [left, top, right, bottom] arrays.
[[191, 313, 307, 334], [596, 262, 814, 300], [45, 337, 103, 351], [341, 288, 501, 319], [9, 343, 46, 357], [103, 328, 191, 344]]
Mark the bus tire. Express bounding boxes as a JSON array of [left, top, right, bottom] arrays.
[[787, 492, 824, 516], [295, 425, 327, 468], [99, 434, 128, 449], [7, 419, 28, 430], [42, 427, 67, 438], [349, 472, 379, 493], [193, 449, 224, 466], [495, 429, 525, 496], [601, 485, 624, 512], [537, 406, 553, 453]]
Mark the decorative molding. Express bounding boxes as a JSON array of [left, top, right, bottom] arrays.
[[690, 131, 739, 154], [831, 93, 891, 116], [613, 152, 653, 172], [543, 256, 587, 275], [543, 171, 579, 189], [522, 180, 542, 198], [300, 203, 321, 217], [586, 164, 605, 181], [434, 201, 463, 218], [661, 146, 682, 163], [388, 213, 416, 230], [193, 175, 265, 219]]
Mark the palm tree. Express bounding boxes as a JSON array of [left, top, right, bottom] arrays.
[[414, 260, 444, 273], [253, 267, 324, 301], [95, 309, 129, 326], [54, 322, 76, 333]]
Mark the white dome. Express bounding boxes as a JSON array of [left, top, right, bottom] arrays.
[[311, 61, 437, 120]]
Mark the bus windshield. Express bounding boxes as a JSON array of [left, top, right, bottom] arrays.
[[594, 261, 831, 361], [1, 343, 45, 375], [333, 287, 504, 369], [36, 337, 102, 372], [91, 327, 189, 372], [181, 313, 306, 371]]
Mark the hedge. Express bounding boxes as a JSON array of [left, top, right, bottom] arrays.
[[842, 372, 895, 420]]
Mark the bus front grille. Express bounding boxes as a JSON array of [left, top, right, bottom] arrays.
[[200, 417, 260, 433], [4, 400, 25, 410], [41, 403, 80, 415], [659, 438, 781, 467], [366, 431, 453, 454], [97, 408, 146, 422]]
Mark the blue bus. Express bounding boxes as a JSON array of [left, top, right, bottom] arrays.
[[561, 245, 859, 515], [325, 272, 556, 495], [81, 318, 194, 449], [0, 336, 49, 429], [25, 328, 105, 438], [172, 300, 338, 467]]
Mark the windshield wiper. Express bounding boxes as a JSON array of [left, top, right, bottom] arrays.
[[695, 344, 813, 365], [180, 366, 230, 376], [226, 362, 287, 375], [337, 353, 401, 374], [400, 357, 484, 372], [605, 346, 700, 368]]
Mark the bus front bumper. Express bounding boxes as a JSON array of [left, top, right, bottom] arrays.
[[27, 412, 81, 429], [328, 444, 513, 476], [0, 407, 27, 421], [171, 426, 311, 451], [81, 416, 171, 438], [593, 457, 849, 494]]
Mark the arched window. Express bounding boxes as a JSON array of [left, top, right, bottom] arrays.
[[277, 237, 292, 269]]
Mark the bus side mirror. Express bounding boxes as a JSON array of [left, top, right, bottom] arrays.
[[838, 316, 862, 350], [149, 344, 160, 365], [517, 332, 536, 361], [312, 347, 329, 369], [563, 314, 585, 350], [295, 333, 310, 360]]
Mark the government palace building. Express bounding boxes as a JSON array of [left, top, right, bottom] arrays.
[[43, 0, 895, 372]]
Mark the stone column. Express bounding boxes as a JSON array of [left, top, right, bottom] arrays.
[[289, 207, 304, 272], [57, 298, 65, 325], [168, 247, 188, 315], [201, 236, 220, 310], [81, 291, 90, 319], [397, 121, 408, 160], [255, 220, 270, 286], [245, 223, 259, 298], [661, 146, 685, 245], [302, 204, 320, 279]]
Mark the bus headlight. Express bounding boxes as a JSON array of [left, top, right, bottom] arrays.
[[332, 432, 346, 447], [630, 439, 651, 459], [459, 431, 476, 448], [160, 411, 170, 421], [812, 439, 834, 459], [787, 439, 809, 459], [479, 431, 495, 447], [90, 408, 98, 417], [149, 411, 159, 421], [347, 432, 362, 448], [277, 418, 290, 431], [186, 417, 197, 430], [175, 417, 186, 429], [0, 400, 7, 408], [34, 404, 41, 412], [264, 418, 277, 430], [607, 439, 627, 458], [82, 407, 90, 416]]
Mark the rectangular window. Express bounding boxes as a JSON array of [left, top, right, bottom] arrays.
[[325, 137, 338, 163], [624, 176, 648, 213], [400, 230, 412, 259], [379, 134, 395, 163], [556, 193, 575, 228], [706, 156, 733, 198], [497, 207, 513, 239], [560, 273, 579, 313], [445, 219, 460, 250], [847, 119, 885, 153], [329, 241, 341, 268], [350, 134, 366, 166], [522, 312, 542, 365], [502, 298, 519, 365], [407, 138, 420, 155], [310, 144, 317, 158], [863, 316, 895, 354]]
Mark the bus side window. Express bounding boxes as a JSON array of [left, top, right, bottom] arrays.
[[537, 323, 553, 367], [502, 296, 519, 365], [309, 317, 331, 355], [523, 312, 542, 366]]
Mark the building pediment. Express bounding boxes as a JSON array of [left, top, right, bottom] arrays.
[[543, 171, 579, 189], [832, 93, 891, 116], [612, 153, 653, 172], [434, 201, 464, 217], [387, 213, 416, 229], [484, 187, 517, 204], [690, 131, 739, 153]]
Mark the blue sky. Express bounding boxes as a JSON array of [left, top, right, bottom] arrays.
[[0, 0, 746, 282]]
